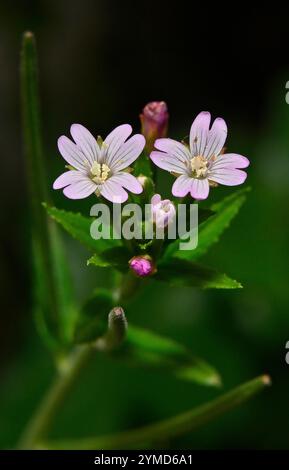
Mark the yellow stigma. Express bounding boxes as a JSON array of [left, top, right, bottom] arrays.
[[90, 161, 110, 184], [190, 156, 208, 178]]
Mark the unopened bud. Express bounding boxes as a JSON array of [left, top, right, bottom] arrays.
[[129, 255, 155, 277], [140, 101, 169, 153], [96, 306, 127, 351]]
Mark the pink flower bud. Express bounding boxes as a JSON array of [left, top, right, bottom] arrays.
[[129, 255, 155, 277], [151, 194, 176, 228], [140, 101, 169, 152]]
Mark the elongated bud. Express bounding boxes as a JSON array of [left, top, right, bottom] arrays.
[[151, 194, 176, 228], [129, 255, 156, 277], [96, 307, 127, 351], [140, 101, 169, 153]]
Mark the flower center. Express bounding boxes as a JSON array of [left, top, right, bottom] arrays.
[[161, 201, 171, 213], [190, 156, 208, 179], [90, 162, 110, 184]]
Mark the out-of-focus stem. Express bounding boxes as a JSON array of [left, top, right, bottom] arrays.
[[18, 307, 128, 449], [40, 375, 271, 450], [18, 345, 94, 449]]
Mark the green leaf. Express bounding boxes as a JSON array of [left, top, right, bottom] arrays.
[[43, 375, 270, 449], [164, 187, 250, 261], [115, 324, 221, 387], [74, 289, 114, 343], [44, 204, 120, 252], [133, 151, 153, 178], [87, 246, 131, 272], [156, 258, 242, 289], [21, 32, 76, 347]]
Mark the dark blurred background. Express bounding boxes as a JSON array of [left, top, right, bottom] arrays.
[[1, 0, 289, 449]]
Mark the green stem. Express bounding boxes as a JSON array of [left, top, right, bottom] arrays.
[[39, 375, 270, 450], [18, 307, 128, 449], [18, 345, 94, 449], [116, 271, 142, 304]]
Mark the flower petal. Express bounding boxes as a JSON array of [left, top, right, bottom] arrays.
[[57, 136, 89, 171], [70, 124, 100, 165], [109, 134, 145, 171], [190, 178, 210, 200], [154, 138, 191, 163], [190, 111, 211, 157], [63, 178, 96, 199], [209, 168, 247, 186], [53, 170, 82, 189], [150, 151, 188, 174], [151, 193, 161, 205], [210, 153, 250, 169], [204, 117, 227, 159], [100, 180, 128, 203], [172, 175, 192, 197], [109, 172, 143, 194], [103, 124, 132, 166]]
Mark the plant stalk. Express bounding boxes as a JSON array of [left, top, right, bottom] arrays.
[[40, 375, 271, 450], [18, 344, 94, 449]]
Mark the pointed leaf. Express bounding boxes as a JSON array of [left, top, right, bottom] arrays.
[[156, 258, 242, 289], [44, 204, 120, 252], [87, 246, 131, 272], [113, 324, 221, 387], [164, 187, 250, 261]]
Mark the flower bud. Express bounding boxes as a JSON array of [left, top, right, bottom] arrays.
[[129, 255, 155, 277], [151, 194, 176, 228], [140, 101, 169, 152], [96, 306, 127, 352]]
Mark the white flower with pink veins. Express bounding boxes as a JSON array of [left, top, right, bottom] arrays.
[[151, 194, 176, 228], [53, 124, 145, 203], [150, 111, 250, 200]]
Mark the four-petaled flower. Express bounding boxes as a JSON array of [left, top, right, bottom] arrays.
[[150, 111, 249, 200], [53, 124, 145, 203], [151, 194, 176, 228]]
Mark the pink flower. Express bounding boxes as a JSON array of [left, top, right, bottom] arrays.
[[140, 101, 169, 152], [150, 111, 250, 200], [151, 194, 176, 228], [53, 124, 145, 203], [129, 255, 155, 277]]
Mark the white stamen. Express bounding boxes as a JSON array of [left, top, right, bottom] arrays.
[[90, 162, 110, 184], [190, 156, 208, 179]]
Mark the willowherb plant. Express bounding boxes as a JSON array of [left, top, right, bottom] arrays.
[[18, 31, 270, 451]]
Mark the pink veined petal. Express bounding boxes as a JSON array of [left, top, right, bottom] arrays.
[[210, 153, 250, 169], [63, 178, 96, 199], [154, 138, 191, 163], [103, 124, 132, 166], [204, 117, 227, 159], [190, 178, 210, 200], [150, 151, 188, 174], [53, 170, 82, 189], [209, 168, 247, 186], [70, 124, 100, 165], [58, 136, 89, 171], [189, 111, 211, 157], [109, 172, 143, 194], [172, 175, 192, 197], [151, 193, 162, 205], [100, 179, 128, 203], [110, 134, 145, 171]]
